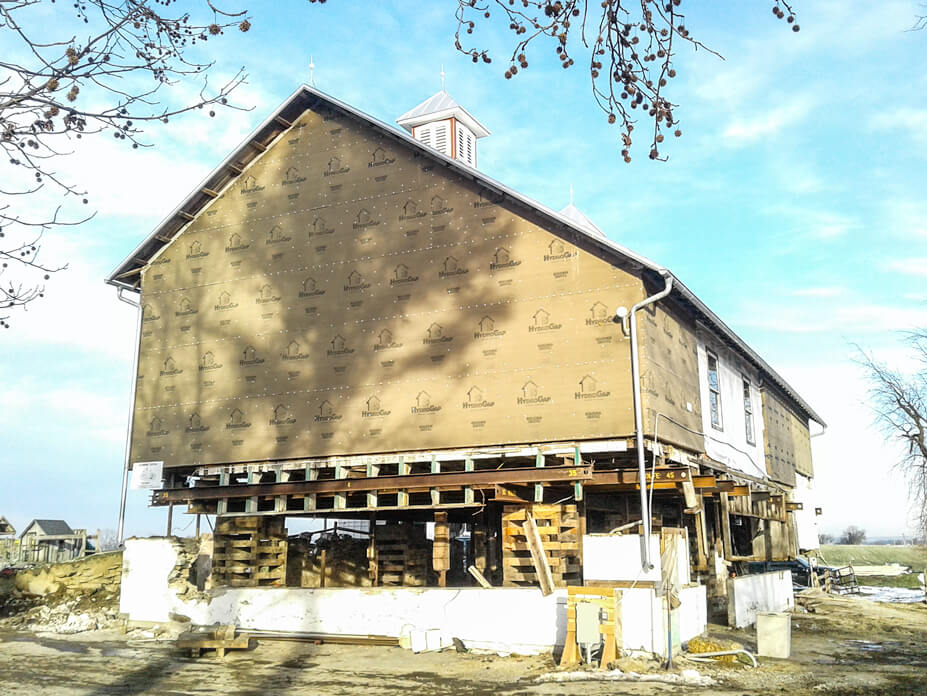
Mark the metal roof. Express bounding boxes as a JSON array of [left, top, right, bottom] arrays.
[[105, 84, 824, 427], [559, 203, 607, 239], [396, 89, 491, 138]]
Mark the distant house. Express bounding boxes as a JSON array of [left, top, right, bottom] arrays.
[[18, 519, 88, 564], [0, 517, 15, 536]]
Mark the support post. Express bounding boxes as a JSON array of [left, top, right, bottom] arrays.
[[218, 471, 229, 515], [464, 457, 474, 504], [433, 511, 449, 587], [366, 461, 379, 508], [166, 504, 174, 537], [116, 287, 142, 547], [246, 470, 259, 513], [397, 457, 409, 507], [720, 492, 734, 560], [430, 456, 441, 506], [304, 466, 318, 511], [535, 452, 545, 503], [334, 464, 346, 510]]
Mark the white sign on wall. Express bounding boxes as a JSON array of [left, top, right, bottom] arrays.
[[130, 461, 164, 490]]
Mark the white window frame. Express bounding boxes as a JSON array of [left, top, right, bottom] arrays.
[[707, 351, 723, 430], [742, 374, 755, 445]]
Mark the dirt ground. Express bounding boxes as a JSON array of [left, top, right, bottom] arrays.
[[0, 590, 925, 696]]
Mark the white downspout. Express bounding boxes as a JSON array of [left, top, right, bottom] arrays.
[[629, 270, 674, 570], [116, 287, 142, 546]]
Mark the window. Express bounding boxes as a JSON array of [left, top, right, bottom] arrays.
[[743, 376, 755, 444], [707, 352, 722, 429]]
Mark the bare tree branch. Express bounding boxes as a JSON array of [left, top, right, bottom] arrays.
[[857, 332, 927, 539], [0, 0, 253, 328]]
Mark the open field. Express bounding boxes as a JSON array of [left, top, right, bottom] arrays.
[[819, 545, 926, 568]]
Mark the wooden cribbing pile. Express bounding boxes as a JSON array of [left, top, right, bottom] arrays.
[[212, 516, 287, 587], [502, 504, 582, 589], [372, 521, 430, 586]]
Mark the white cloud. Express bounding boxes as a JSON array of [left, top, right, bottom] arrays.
[[739, 300, 927, 335], [885, 258, 927, 277], [792, 286, 846, 298], [883, 199, 927, 239], [869, 107, 927, 145], [6, 234, 137, 358], [779, 361, 915, 536], [723, 101, 814, 142], [0, 379, 128, 446], [763, 204, 860, 242]]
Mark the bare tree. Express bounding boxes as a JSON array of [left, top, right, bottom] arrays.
[[0, 0, 252, 328], [818, 532, 834, 545], [96, 528, 118, 551], [859, 331, 927, 540], [839, 525, 866, 546]]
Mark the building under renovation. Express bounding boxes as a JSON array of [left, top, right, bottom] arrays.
[[107, 84, 824, 652]]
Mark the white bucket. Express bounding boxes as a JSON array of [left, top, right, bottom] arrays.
[[756, 611, 791, 658]]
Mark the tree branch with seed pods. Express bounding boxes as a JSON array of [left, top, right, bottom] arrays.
[[453, 0, 800, 162], [0, 0, 253, 328]]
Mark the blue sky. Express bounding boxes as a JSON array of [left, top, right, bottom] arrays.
[[1, 1, 925, 539]]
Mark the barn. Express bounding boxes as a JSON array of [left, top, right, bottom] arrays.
[[107, 84, 824, 650]]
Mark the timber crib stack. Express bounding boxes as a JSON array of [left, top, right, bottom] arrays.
[[212, 516, 287, 587], [372, 521, 430, 587], [502, 504, 582, 588]]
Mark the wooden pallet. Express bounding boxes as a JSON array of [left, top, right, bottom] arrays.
[[502, 504, 583, 588], [212, 516, 287, 587], [177, 625, 252, 658], [372, 521, 430, 587]]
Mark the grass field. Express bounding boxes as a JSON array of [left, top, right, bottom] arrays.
[[819, 544, 927, 568]]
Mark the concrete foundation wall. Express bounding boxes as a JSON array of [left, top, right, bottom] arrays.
[[726, 570, 793, 628], [619, 584, 707, 657], [583, 535, 662, 583], [121, 537, 708, 656]]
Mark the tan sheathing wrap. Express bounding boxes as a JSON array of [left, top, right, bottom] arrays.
[[638, 303, 703, 452], [132, 106, 646, 469], [761, 389, 812, 484]]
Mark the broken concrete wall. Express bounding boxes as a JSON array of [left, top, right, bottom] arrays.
[[14, 550, 122, 597], [726, 570, 793, 628], [120, 537, 208, 623]]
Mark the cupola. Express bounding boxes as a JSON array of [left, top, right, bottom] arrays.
[[397, 82, 489, 168]]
